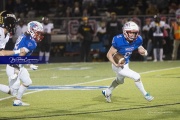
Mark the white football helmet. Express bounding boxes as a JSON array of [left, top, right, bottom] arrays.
[[123, 21, 139, 41], [27, 21, 44, 41]]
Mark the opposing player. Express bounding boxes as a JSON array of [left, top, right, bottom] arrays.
[[0, 10, 21, 56], [0, 21, 44, 106], [102, 21, 154, 103]]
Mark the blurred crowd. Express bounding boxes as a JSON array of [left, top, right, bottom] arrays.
[[5, 0, 180, 18], [4, 0, 180, 62]]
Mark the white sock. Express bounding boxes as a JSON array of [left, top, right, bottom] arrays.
[[109, 79, 119, 91], [39, 51, 44, 61], [135, 80, 147, 96], [0, 84, 10, 94], [159, 48, 163, 60], [45, 52, 50, 62], [16, 85, 27, 100], [153, 49, 157, 60]]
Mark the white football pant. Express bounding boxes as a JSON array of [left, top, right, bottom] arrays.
[[6, 65, 32, 88], [112, 63, 140, 83]]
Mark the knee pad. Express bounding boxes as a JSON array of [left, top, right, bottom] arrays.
[[116, 77, 124, 84], [23, 78, 32, 87], [132, 73, 141, 81], [19, 68, 32, 86]]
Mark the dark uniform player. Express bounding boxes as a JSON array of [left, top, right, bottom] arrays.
[[0, 10, 21, 56]]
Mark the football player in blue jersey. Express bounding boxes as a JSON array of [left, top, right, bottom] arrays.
[[0, 21, 44, 106], [102, 21, 154, 103]]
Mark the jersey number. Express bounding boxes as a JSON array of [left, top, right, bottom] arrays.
[[124, 52, 132, 58]]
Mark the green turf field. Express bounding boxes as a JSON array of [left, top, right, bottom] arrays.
[[0, 61, 180, 120]]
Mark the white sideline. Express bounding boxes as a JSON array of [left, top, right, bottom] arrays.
[[0, 66, 180, 101]]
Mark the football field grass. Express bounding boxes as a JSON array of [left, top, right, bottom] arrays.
[[0, 61, 180, 120]]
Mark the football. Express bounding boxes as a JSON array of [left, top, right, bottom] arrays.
[[113, 52, 125, 64]]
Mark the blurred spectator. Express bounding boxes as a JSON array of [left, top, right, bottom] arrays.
[[36, 0, 49, 17], [13, 18, 27, 41], [161, 17, 171, 59], [142, 18, 152, 61], [10, 18, 27, 50], [26, 0, 38, 18], [72, 1, 82, 17], [87, 1, 97, 15], [149, 14, 165, 62], [96, 20, 107, 46], [77, 17, 94, 62], [82, 0, 96, 8], [39, 17, 54, 63], [55, 2, 65, 17], [4, 0, 180, 18], [64, 6, 72, 17], [90, 8, 99, 16], [5, 0, 14, 13], [82, 8, 90, 17], [155, 0, 169, 14], [128, 6, 142, 15], [171, 9, 180, 60], [168, 3, 178, 15], [106, 12, 123, 50], [146, 3, 159, 15], [14, 0, 26, 18]]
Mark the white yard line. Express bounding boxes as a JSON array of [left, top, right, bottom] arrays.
[[71, 66, 180, 85], [0, 90, 43, 101], [0, 66, 180, 102]]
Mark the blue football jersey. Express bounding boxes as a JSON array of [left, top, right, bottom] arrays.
[[14, 34, 37, 56], [112, 34, 143, 64]]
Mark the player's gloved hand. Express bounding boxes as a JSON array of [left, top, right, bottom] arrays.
[[30, 64, 38, 70]]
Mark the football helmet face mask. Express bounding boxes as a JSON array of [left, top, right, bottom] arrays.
[[27, 21, 44, 42], [123, 21, 139, 41], [0, 11, 17, 33]]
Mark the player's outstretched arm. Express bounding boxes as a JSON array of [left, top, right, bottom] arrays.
[[0, 49, 21, 56], [19, 48, 27, 56], [138, 46, 148, 56]]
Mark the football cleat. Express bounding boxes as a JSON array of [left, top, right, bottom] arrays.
[[13, 100, 30, 106], [102, 89, 112, 103], [144, 93, 154, 102]]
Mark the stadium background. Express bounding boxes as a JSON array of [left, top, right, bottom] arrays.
[[0, 0, 179, 62]]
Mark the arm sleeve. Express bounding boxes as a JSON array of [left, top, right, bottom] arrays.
[[112, 37, 118, 49], [22, 47, 30, 53], [25, 41, 36, 53], [137, 36, 143, 46]]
